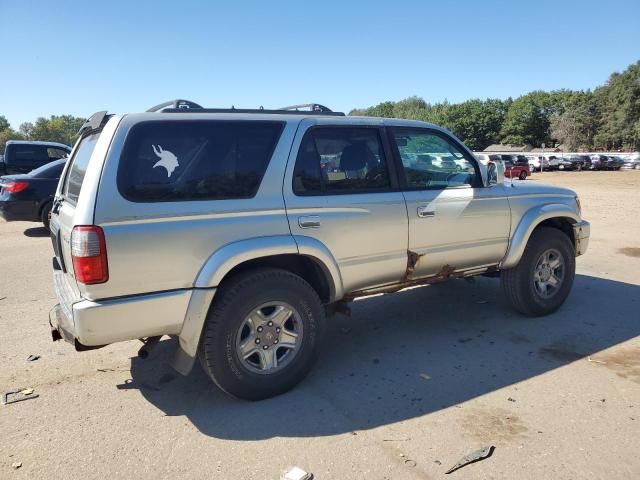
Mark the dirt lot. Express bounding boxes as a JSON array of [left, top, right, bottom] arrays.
[[1, 171, 639, 479]]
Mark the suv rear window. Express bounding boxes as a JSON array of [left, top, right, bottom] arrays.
[[63, 133, 100, 204], [118, 120, 283, 202]]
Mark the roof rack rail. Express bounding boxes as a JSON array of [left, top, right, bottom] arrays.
[[146, 99, 204, 112], [152, 100, 345, 116], [278, 103, 334, 112]]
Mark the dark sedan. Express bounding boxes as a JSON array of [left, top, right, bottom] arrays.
[[0, 159, 65, 230], [557, 157, 583, 171]]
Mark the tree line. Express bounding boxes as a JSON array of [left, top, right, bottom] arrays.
[[2, 60, 638, 154], [0, 115, 85, 154], [350, 60, 640, 152]]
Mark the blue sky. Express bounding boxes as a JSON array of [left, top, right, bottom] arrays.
[[1, 0, 638, 128]]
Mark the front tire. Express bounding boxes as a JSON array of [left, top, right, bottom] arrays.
[[199, 268, 325, 400], [518, 171, 527, 180], [501, 227, 575, 316]]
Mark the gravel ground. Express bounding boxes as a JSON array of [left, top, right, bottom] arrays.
[[0, 171, 638, 479]]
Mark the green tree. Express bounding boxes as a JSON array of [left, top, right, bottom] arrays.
[[499, 91, 557, 146], [593, 61, 640, 150], [19, 115, 85, 146], [440, 99, 509, 150], [0, 115, 25, 154], [0, 129, 25, 154], [0, 115, 10, 132]]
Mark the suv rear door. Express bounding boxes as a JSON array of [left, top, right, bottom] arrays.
[[50, 114, 119, 303], [283, 119, 408, 294]]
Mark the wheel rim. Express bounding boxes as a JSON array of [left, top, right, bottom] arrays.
[[533, 248, 565, 298], [235, 302, 303, 374]]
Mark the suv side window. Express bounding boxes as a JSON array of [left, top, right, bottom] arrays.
[[293, 126, 391, 195], [390, 128, 478, 189], [47, 148, 69, 160], [118, 120, 284, 202]]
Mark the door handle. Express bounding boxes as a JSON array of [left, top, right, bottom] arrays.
[[417, 205, 435, 218], [298, 215, 321, 228]]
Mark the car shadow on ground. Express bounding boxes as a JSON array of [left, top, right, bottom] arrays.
[[123, 274, 639, 440], [23, 226, 49, 237]]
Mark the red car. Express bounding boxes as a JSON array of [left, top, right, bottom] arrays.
[[501, 156, 531, 180]]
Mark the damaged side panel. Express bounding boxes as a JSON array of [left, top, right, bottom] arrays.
[[345, 250, 495, 300]]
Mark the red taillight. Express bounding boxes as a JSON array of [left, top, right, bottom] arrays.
[[71, 226, 108, 284], [4, 181, 29, 193]]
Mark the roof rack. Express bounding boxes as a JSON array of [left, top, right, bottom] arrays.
[[149, 99, 344, 116]]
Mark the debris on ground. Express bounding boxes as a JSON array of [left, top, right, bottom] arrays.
[[476, 299, 488, 304], [2, 388, 39, 405], [404, 459, 417, 467], [419, 373, 431, 381], [282, 466, 313, 480], [508, 397, 516, 402], [434, 460, 442, 465], [12, 462, 22, 469], [382, 437, 410, 442], [445, 446, 495, 474], [588, 356, 606, 364], [26, 355, 40, 362]]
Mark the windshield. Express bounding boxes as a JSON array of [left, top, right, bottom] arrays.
[[62, 133, 100, 204]]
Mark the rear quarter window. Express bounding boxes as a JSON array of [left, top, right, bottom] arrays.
[[63, 133, 100, 204], [117, 120, 284, 202]]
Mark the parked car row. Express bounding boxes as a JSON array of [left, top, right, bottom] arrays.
[[0, 140, 71, 230], [479, 152, 639, 172]]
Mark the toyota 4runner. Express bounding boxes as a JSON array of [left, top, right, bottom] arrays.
[[48, 100, 590, 400]]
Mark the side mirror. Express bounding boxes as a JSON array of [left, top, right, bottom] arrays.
[[486, 161, 505, 186]]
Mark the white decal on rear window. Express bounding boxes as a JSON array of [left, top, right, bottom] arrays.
[[151, 145, 179, 177]]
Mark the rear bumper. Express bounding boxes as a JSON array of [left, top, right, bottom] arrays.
[[51, 263, 192, 347], [573, 220, 590, 257], [0, 199, 38, 222]]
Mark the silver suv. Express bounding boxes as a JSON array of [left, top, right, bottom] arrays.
[[49, 100, 590, 400]]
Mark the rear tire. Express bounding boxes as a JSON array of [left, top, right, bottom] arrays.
[[518, 171, 527, 180], [40, 201, 53, 231], [501, 227, 575, 316], [199, 268, 325, 400]]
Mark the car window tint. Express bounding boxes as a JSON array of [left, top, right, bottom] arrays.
[[293, 127, 390, 195], [391, 128, 476, 189], [63, 133, 100, 204], [118, 121, 283, 202]]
